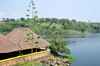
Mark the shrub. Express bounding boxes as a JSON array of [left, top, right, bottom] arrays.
[[27, 59, 29, 61], [62, 55, 77, 62], [24, 59, 27, 62]]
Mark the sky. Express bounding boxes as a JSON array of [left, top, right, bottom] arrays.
[[0, 0, 100, 22]]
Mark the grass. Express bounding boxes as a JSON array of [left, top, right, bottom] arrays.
[[0, 21, 5, 23], [61, 55, 77, 62], [50, 53, 77, 62], [15, 62, 47, 66], [14, 53, 76, 66], [37, 22, 63, 30], [77, 30, 89, 34]]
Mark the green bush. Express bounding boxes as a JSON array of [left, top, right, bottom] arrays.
[[62, 55, 77, 62], [27, 59, 29, 61]]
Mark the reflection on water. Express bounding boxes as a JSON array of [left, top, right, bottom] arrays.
[[41, 33, 100, 66]]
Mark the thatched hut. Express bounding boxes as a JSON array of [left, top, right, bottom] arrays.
[[0, 28, 50, 66], [0, 33, 21, 59], [7, 28, 50, 50]]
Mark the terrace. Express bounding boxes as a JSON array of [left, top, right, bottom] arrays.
[[0, 28, 50, 66]]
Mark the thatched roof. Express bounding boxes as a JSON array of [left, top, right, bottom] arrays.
[[0, 33, 21, 53], [7, 28, 50, 50]]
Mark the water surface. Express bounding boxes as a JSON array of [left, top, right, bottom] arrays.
[[41, 33, 100, 66]]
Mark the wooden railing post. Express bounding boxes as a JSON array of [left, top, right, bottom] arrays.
[[36, 48, 37, 52], [18, 50, 21, 56], [46, 46, 48, 50]]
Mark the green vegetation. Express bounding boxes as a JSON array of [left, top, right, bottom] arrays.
[[36, 44, 39, 47], [25, 40, 28, 42], [28, 42, 32, 45], [35, 41, 39, 44], [27, 37, 32, 40], [50, 53, 76, 62], [25, 0, 39, 66], [62, 55, 77, 62], [1, 18, 100, 35], [25, 29, 28, 31], [47, 36, 71, 55], [37, 35, 41, 38], [14, 53, 76, 66]]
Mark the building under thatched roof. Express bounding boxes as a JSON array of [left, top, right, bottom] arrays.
[[0, 33, 21, 53], [7, 28, 50, 50], [0, 29, 50, 66]]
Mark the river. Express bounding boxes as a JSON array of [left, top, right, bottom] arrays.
[[41, 33, 100, 66]]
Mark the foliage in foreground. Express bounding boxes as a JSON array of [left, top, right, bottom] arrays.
[[47, 35, 71, 55]]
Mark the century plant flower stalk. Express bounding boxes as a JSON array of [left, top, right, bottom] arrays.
[[26, 0, 39, 66]]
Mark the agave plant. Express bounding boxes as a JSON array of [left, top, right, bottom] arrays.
[[25, 0, 40, 66]]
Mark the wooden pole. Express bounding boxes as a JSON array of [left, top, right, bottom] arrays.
[[19, 50, 21, 56], [36, 48, 37, 52], [46, 46, 48, 50]]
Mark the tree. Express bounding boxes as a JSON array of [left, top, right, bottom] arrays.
[[47, 36, 71, 55], [45, 28, 52, 34], [72, 19, 76, 23], [20, 17, 25, 22], [25, 0, 39, 66], [10, 18, 15, 22], [81, 28, 86, 33]]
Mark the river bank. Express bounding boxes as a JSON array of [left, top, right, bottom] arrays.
[[41, 33, 100, 66], [15, 53, 76, 66]]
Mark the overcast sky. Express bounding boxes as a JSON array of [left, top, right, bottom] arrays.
[[0, 0, 100, 22]]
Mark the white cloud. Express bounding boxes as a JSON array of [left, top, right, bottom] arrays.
[[0, 12, 4, 17], [12, 12, 18, 16]]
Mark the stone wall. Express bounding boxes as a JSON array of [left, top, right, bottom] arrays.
[[0, 50, 50, 66]]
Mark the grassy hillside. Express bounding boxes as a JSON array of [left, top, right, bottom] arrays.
[[0, 21, 5, 23], [38, 23, 63, 30], [1, 18, 100, 35]]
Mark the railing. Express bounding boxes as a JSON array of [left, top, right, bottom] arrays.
[[0, 50, 50, 63]]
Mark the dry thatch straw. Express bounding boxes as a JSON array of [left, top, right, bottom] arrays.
[[0, 33, 21, 53], [7, 28, 50, 50]]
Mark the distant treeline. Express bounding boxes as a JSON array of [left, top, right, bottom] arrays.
[[0, 18, 100, 35]]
